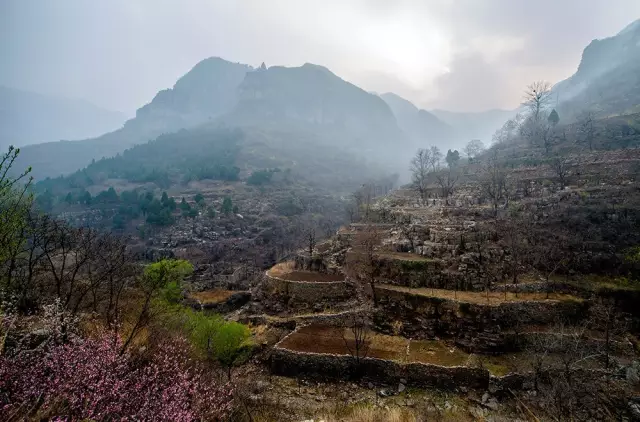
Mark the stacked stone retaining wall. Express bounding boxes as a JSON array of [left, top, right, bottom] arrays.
[[374, 286, 587, 353], [270, 345, 489, 390], [263, 273, 354, 310]]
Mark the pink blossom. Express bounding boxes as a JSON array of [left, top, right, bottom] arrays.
[[0, 334, 233, 421]]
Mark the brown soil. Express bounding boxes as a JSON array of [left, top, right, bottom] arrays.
[[188, 289, 236, 304], [278, 325, 470, 366], [408, 340, 469, 366], [378, 284, 582, 305], [278, 325, 406, 360]]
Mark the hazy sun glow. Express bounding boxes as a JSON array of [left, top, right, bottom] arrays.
[[356, 16, 451, 87]]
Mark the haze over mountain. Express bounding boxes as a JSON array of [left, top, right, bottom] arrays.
[[554, 18, 640, 119], [14, 59, 407, 180], [8, 17, 640, 181], [0, 85, 126, 150], [379, 93, 455, 151]]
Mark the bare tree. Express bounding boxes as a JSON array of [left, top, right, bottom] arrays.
[[527, 228, 569, 297], [410, 148, 432, 204], [463, 139, 485, 160], [551, 156, 570, 189], [345, 199, 359, 223], [347, 224, 381, 305], [478, 150, 508, 217], [300, 216, 318, 257], [497, 211, 530, 286], [492, 113, 525, 146], [522, 81, 552, 120], [429, 146, 442, 172], [341, 312, 371, 377], [520, 112, 553, 153], [589, 298, 627, 369], [353, 184, 375, 222], [577, 110, 597, 151], [435, 167, 459, 203], [397, 214, 416, 252]]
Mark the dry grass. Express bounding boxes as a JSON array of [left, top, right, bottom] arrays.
[[269, 261, 296, 276], [188, 289, 236, 305], [322, 405, 418, 422], [267, 262, 344, 282], [408, 340, 469, 366], [377, 252, 434, 262], [378, 284, 582, 305]]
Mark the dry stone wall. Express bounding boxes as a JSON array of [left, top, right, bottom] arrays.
[[270, 345, 489, 390], [263, 274, 354, 311], [374, 286, 587, 353]]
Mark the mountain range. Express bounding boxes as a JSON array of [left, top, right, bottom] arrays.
[[8, 18, 640, 180], [0, 85, 126, 150]]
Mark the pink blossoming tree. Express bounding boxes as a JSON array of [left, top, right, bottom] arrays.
[[0, 333, 233, 421]]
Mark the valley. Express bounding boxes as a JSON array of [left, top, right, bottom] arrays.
[[2, 11, 640, 422]]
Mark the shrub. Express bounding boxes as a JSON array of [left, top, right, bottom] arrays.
[[0, 333, 233, 421], [211, 321, 252, 379]]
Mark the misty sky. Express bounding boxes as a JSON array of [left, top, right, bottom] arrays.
[[2, 1, 639, 114]]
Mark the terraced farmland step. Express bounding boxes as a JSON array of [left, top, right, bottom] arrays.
[[376, 284, 582, 305], [267, 262, 344, 283]]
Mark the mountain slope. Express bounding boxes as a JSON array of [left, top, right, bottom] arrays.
[[555, 18, 640, 118], [0, 85, 126, 150], [14, 58, 252, 179], [15, 59, 406, 180], [224, 63, 405, 155], [380, 92, 454, 150]]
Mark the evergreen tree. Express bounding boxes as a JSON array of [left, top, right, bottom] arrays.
[[221, 197, 233, 215], [445, 149, 460, 168], [180, 197, 190, 211], [548, 109, 560, 126]]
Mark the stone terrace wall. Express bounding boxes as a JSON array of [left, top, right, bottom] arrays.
[[373, 256, 486, 292], [270, 346, 489, 390], [263, 274, 354, 310], [374, 286, 587, 353]]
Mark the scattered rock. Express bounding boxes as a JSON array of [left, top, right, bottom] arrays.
[[378, 389, 393, 397], [627, 362, 640, 385], [629, 402, 640, 420], [469, 406, 487, 418], [398, 383, 406, 393], [482, 392, 490, 404], [486, 398, 499, 411]]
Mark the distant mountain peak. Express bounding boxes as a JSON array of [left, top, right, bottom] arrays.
[[617, 18, 640, 36]]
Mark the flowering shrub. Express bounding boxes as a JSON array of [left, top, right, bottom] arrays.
[[0, 333, 233, 421]]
